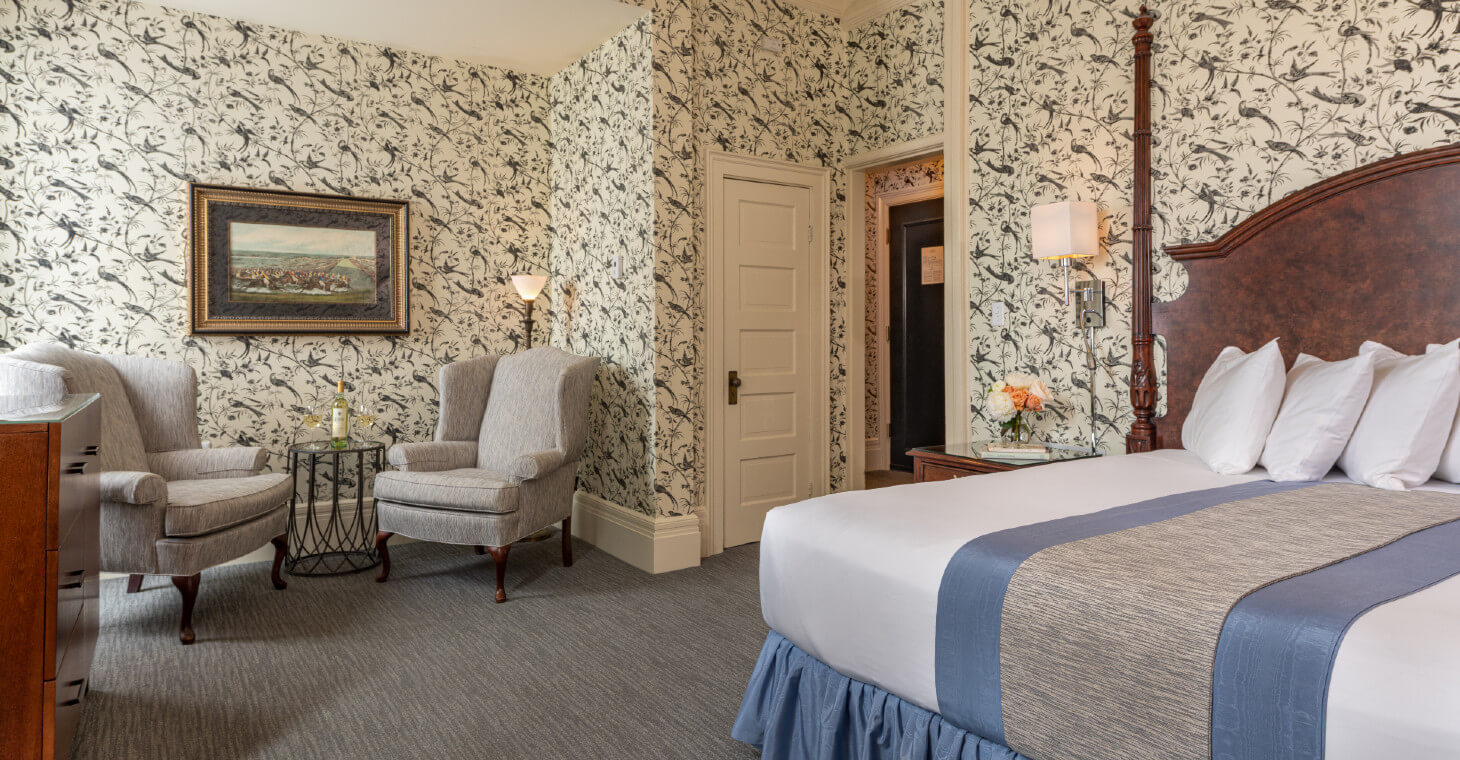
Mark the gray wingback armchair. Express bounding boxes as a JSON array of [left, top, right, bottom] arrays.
[[0, 344, 291, 644], [373, 346, 597, 602]]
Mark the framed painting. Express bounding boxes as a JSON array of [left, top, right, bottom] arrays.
[[188, 184, 410, 334]]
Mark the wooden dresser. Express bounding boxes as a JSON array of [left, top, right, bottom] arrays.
[[909, 442, 1101, 483], [0, 394, 101, 760]]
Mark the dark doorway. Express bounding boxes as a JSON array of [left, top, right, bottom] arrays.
[[888, 197, 945, 471]]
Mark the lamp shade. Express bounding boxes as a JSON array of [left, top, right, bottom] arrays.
[[511, 274, 547, 301], [1030, 201, 1098, 260]]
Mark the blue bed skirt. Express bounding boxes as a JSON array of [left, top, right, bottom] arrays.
[[732, 631, 1028, 760]]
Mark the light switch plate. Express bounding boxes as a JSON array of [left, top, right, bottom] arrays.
[[991, 301, 1006, 326], [760, 36, 784, 52], [612, 254, 622, 280]]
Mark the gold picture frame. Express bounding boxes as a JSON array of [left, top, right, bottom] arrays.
[[188, 183, 410, 334]]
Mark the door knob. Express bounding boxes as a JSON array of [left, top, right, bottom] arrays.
[[728, 371, 742, 405]]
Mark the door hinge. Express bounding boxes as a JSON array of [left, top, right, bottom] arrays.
[[886, 324, 892, 342], [807, 225, 813, 244], [806, 480, 812, 498], [887, 422, 892, 436]]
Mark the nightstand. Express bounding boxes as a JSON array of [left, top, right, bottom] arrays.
[[908, 442, 1100, 483]]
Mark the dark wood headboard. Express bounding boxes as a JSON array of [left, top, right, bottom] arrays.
[[1125, 9, 1460, 451]]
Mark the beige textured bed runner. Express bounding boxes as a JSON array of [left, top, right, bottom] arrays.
[[998, 483, 1460, 760]]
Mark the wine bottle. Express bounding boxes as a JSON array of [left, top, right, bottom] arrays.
[[330, 380, 350, 449]]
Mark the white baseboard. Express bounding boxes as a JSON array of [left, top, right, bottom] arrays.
[[866, 436, 891, 471], [572, 490, 700, 574]]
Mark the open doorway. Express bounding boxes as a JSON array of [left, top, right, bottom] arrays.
[[863, 156, 944, 488]]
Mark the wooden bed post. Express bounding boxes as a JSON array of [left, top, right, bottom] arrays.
[[1126, 6, 1158, 453]]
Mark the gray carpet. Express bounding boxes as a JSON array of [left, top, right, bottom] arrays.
[[73, 537, 766, 759]]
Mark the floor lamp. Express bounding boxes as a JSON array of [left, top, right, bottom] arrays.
[[511, 274, 547, 349]]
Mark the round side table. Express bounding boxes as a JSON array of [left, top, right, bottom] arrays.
[[286, 439, 385, 575]]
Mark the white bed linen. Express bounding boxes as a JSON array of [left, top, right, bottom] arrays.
[[758, 449, 1460, 759]]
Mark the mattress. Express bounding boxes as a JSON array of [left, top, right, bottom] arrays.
[[758, 449, 1460, 759]]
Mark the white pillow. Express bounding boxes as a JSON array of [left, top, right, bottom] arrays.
[[1183, 338, 1286, 475], [1258, 352, 1376, 481], [1336, 341, 1460, 490], [1426, 339, 1460, 482]]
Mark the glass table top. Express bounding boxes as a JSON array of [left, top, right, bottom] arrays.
[[289, 439, 386, 454], [910, 441, 1103, 465], [0, 393, 99, 424]]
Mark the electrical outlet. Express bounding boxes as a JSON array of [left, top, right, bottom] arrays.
[[991, 301, 1006, 326], [611, 254, 622, 280]]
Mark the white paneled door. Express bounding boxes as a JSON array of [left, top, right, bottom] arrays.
[[720, 177, 814, 548]]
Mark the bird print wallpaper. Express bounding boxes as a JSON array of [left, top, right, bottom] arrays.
[[964, 0, 1460, 452], [16, 0, 1439, 536], [0, 0, 553, 466], [549, 19, 658, 515], [846, 0, 945, 156]]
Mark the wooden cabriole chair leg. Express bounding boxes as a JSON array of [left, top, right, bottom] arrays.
[[126, 574, 144, 593], [269, 533, 288, 590], [375, 531, 393, 583], [561, 517, 572, 567], [171, 573, 201, 645], [486, 544, 510, 603]]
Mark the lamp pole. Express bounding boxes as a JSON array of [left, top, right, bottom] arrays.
[[522, 298, 535, 349]]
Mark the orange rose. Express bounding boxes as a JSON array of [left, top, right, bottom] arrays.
[[1026, 395, 1043, 411], [1008, 388, 1029, 409]]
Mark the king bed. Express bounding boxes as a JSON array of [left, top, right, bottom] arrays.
[[732, 9, 1460, 760]]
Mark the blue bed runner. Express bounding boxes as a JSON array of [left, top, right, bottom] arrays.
[[933, 480, 1315, 743], [1212, 516, 1460, 760], [924, 480, 1460, 760]]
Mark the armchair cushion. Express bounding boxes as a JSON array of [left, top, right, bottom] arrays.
[[374, 469, 518, 514], [100, 470, 167, 505], [164, 473, 292, 538], [0, 356, 70, 402], [149, 447, 267, 481], [509, 449, 566, 480], [386, 441, 478, 472]]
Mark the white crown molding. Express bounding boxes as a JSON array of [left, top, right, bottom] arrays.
[[843, 0, 920, 28]]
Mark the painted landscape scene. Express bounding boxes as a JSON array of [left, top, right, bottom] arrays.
[[228, 222, 377, 304]]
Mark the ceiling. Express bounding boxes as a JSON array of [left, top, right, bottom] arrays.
[[152, 0, 648, 75]]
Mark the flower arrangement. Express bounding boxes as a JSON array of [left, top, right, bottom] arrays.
[[986, 373, 1053, 442]]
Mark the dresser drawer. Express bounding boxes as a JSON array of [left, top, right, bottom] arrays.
[[916, 463, 973, 482], [51, 621, 92, 760], [48, 503, 98, 680], [54, 408, 100, 549]]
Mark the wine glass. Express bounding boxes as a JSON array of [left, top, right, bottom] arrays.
[[302, 402, 325, 439], [352, 401, 377, 441]]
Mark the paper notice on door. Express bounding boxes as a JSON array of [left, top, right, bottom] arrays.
[[920, 246, 944, 285]]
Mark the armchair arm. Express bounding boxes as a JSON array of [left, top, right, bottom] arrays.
[[100, 471, 167, 505], [148, 447, 267, 481], [387, 441, 478, 472], [508, 449, 566, 481]]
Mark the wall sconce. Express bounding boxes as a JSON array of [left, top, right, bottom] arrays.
[[1031, 201, 1105, 453], [1030, 201, 1098, 305], [510, 274, 547, 349]]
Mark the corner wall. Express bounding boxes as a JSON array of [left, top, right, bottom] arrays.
[[549, 18, 657, 515]]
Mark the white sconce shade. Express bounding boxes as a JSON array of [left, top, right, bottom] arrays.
[[511, 274, 547, 301], [1031, 201, 1098, 260]]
